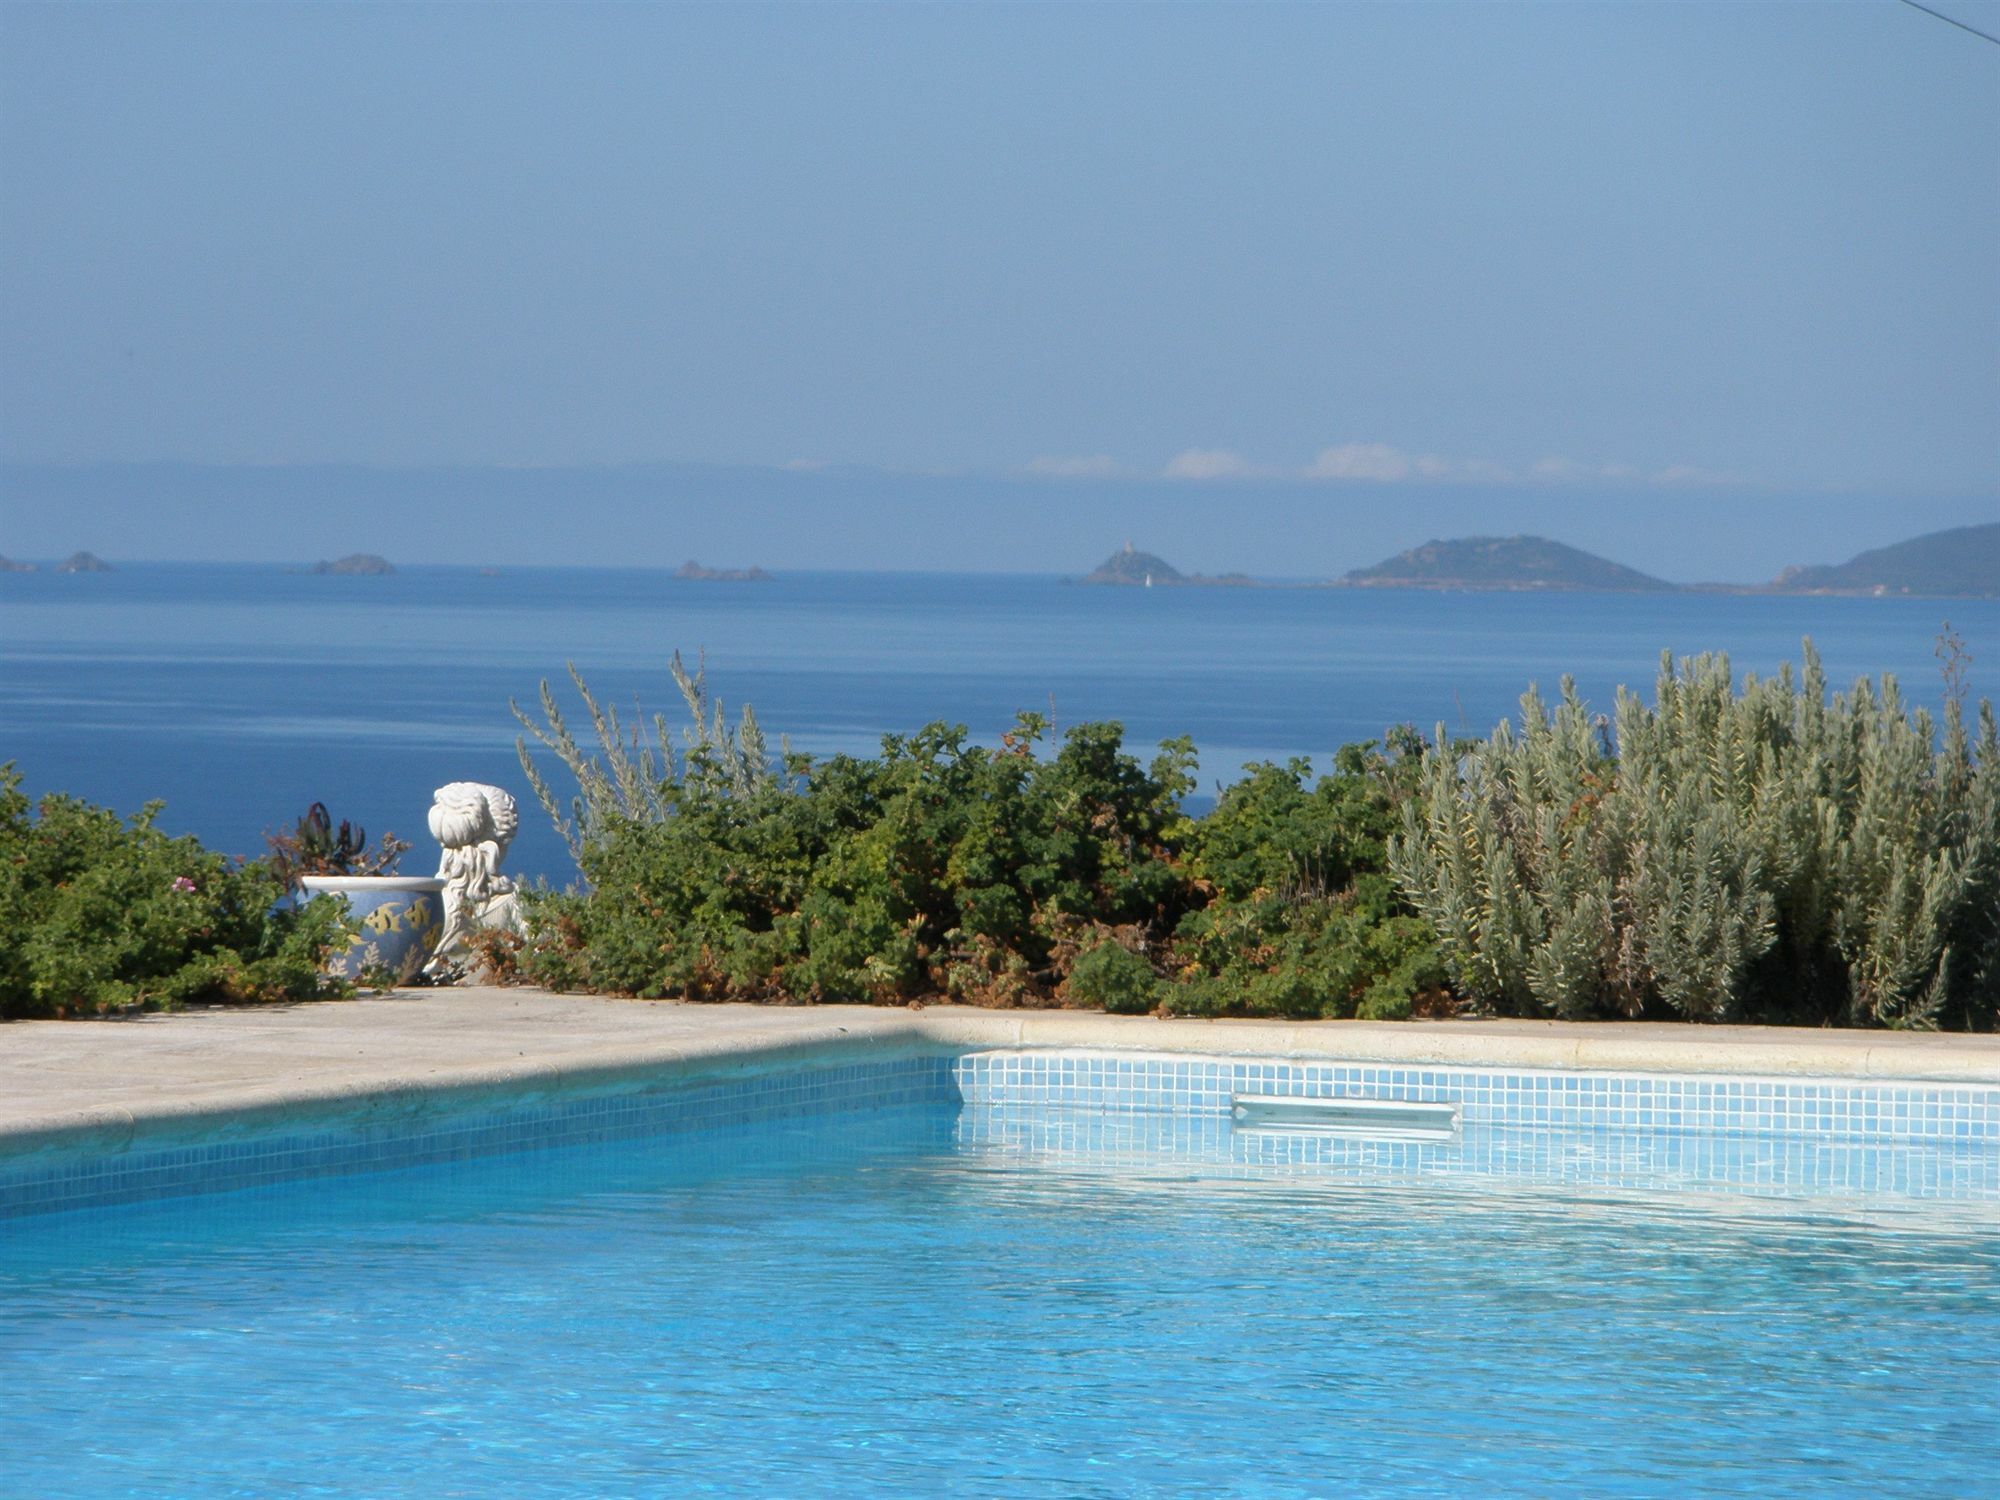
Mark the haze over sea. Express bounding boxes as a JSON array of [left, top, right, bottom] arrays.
[[4, 565, 1994, 883]]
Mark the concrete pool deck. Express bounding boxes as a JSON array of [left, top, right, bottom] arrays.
[[4, 987, 1999, 1151]]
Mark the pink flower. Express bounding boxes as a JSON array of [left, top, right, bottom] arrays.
[[170, 876, 197, 893]]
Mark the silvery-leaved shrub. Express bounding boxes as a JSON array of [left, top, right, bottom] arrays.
[[510, 649, 776, 867], [1389, 643, 2000, 1029]]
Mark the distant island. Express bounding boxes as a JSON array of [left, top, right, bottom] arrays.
[[55, 551, 112, 574], [0, 556, 36, 573], [1338, 535, 1671, 592], [1326, 524, 1996, 597], [1764, 523, 1998, 599], [674, 560, 772, 582], [1077, 544, 1256, 587], [312, 554, 395, 576]]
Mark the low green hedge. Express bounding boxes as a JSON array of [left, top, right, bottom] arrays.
[[0, 765, 350, 1018], [511, 707, 1447, 1021]]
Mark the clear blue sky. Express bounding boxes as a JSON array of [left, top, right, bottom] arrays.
[[1, 1, 1995, 572]]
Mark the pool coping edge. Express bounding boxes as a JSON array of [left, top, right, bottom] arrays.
[[6, 1006, 1998, 1160]]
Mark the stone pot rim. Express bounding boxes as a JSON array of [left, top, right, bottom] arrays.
[[297, 875, 446, 894]]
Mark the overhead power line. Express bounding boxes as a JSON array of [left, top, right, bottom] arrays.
[[1897, 0, 2000, 47]]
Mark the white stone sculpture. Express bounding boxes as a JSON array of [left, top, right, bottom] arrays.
[[423, 781, 527, 979]]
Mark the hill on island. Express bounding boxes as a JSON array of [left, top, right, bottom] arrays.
[[1081, 544, 1184, 585], [313, 553, 394, 575], [1769, 523, 1999, 598], [1077, 545, 1257, 587], [674, 560, 772, 582], [1339, 535, 1671, 592]]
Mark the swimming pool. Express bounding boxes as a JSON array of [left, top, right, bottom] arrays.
[[4, 1050, 1997, 1497]]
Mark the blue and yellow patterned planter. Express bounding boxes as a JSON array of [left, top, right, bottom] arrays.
[[298, 876, 447, 985]]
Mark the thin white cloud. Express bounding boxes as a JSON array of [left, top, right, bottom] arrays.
[[1308, 443, 1516, 484], [1454, 457, 1517, 483], [1533, 454, 1731, 485], [1025, 453, 1123, 478], [1530, 455, 1589, 481], [1306, 442, 1412, 482], [1651, 463, 1739, 487], [1163, 448, 1263, 480], [1013, 441, 1736, 488]]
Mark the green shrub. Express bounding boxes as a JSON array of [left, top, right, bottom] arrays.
[[1161, 742, 1447, 1020], [0, 766, 352, 1017], [515, 709, 1204, 1001], [513, 665, 1443, 1017], [1064, 937, 1159, 1014]]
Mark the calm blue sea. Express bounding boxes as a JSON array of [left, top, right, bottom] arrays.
[[3, 565, 1995, 881]]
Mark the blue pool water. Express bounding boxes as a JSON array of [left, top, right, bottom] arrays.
[[5, 1101, 1997, 1498]]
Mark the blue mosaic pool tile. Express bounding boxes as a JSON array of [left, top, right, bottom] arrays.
[[0, 1054, 957, 1220], [950, 1052, 2000, 1146], [952, 1104, 2000, 1205]]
